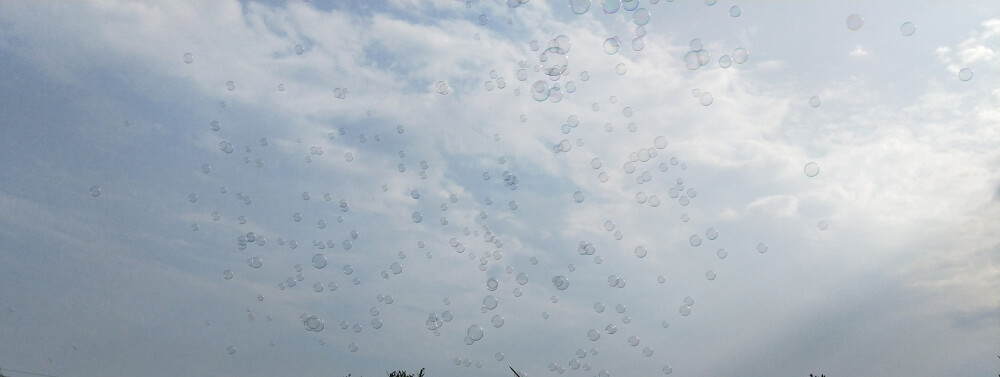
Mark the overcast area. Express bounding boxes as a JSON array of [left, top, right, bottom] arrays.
[[0, 1, 998, 377]]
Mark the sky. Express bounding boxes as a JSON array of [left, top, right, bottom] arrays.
[[0, 1, 998, 377]]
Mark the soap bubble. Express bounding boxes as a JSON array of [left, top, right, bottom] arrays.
[[183, 53, 193, 63], [804, 162, 820, 177], [552, 275, 570, 290], [412, 212, 423, 223], [818, 221, 829, 230], [531, 80, 551, 101], [628, 335, 639, 346], [390, 262, 402, 274], [591, 158, 604, 169], [88, 185, 101, 197], [487, 277, 499, 291], [540, 47, 569, 77], [435, 81, 451, 95], [615, 63, 628, 75], [634, 246, 648, 258], [227, 345, 236, 355], [606, 323, 617, 334], [706, 228, 719, 240], [483, 295, 498, 310], [594, 302, 605, 313], [846, 13, 864, 30], [247, 257, 262, 268], [496, 352, 505, 361], [587, 329, 601, 341], [602, 0, 620, 14], [573, 191, 585, 203], [662, 365, 672, 374], [491, 315, 505, 327], [478, 14, 489, 25], [689, 235, 702, 246], [312, 254, 328, 269], [294, 44, 304, 55], [631, 38, 645, 51], [603, 37, 621, 55], [809, 96, 821, 108], [225, 81, 236, 91], [900, 22, 916, 36], [699, 92, 713, 106], [719, 55, 733, 68], [732, 48, 749, 64], [570, 0, 591, 14], [468, 325, 485, 341], [958, 68, 974, 81], [223, 270, 233, 280], [757, 242, 768, 253], [633, 8, 650, 25], [679, 305, 691, 316], [348, 343, 358, 352], [717, 248, 728, 259]]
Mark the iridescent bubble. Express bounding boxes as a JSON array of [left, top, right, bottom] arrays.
[[809, 96, 821, 108], [719, 55, 733, 68], [631, 38, 645, 51], [570, 0, 591, 14], [900, 22, 916, 36], [602, 0, 621, 14], [633, 8, 650, 25], [732, 48, 749, 64], [312, 254, 328, 269], [540, 47, 569, 76], [531, 80, 551, 102], [804, 162, 820, 177], [959, 68, 974, 81], [846, 13, 864, 30], [615, 63, 628, 75], [603, 37, 621, 55], [729, 5, 741, 17], [699, 92, 714, 106]]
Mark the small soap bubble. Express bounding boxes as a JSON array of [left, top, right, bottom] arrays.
[[615, 63, 628, 75], [412, 212, 423, 223], [312, 254, 327, 269], [225, 81, 236, 91], [706, 270, 717, 280], [958, 68, 974, 81], [706, 228, 719, 240], [846, 13, 864, 30], [603, 37, 621, 55], [602, 0, 621, 14], [573, 191, 585, 203], [900, 22, 916, 36], [183, 53, 193, 63], [729, 5, 741, 17], [634, 245, 648, 258], [679, 305, 691, 316], [804, 162, 820, 177], [223, 270, 234, 280], [227, 345, 237, 355], [294, 44, 304, 55], [587, 329, 601, 341], [689, 235, 703, 246], [818, 221, 828, 230], [757, 242, 768, 253], [732, 48, 749, 64], [717, 248, 728, 259], [570, 0, 592, 14], [809, 96, 821, 108], [663, 365, 672, 374], [699, 92, 714, 106], [633, 8, 650, 25], [719, 55, 733, 68], [88, 185, 102, 197], [628, 335, 640, 346], [606, 323, 617, 334]]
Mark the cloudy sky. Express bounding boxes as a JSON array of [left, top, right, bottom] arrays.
[[0, 1, 998, 377]]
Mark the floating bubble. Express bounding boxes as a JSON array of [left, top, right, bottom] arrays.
[[732, 48, 749, 64], [615, 63, 628, 75], [552, 275, 570, 290], [699, 92, 714, 106], [312, 254, 328, 269], [570, 0, 591, 14], [631, 37, 645, 51], [412, 212, 423, 223], [348, 343, 358, 352], [601, 0, 621, 14], [496, 352, 505, 361], [634, 245, 648, 258], [846, 13, 864, 30], [227, 345, 236, 355], [717, 248, 728, 259], [662, 365, 672, 374], [804, 162, 820, 177], [900, 22, 916, 36], [478, 14, 489, 25], [603, 37, 621, 55], [587, 329, 601, 341], [487, 277, 499, 291], [540, 47, 569, 77], [225, 81, 236, 91], [633, 8, 650, 25], [679, 305, 691, 316], [730, 5, 741, 17], [247, 257, 262, 268], [606, 323, 617, 334], [628, 335, 640, 346], [706, 270, 717, 280], [390, 262, 402, 274], [492, 315, 505, 328], [689, 235, 702, 246], [435, 81, 451, 95], [531, 80, 551, 101], [294, 44, 305, 55], [958, 67, 974, 81], [818, 221, 828, 230], [757, 242, 768, 253], [303, 315, 325, 332], [483, 295, 498, 310], [719, 55, 733, 68], [809, 96, 821, 108], [88, 185, 102, 197], [468, 325, 485, 341], [183, 53, 193, 63], [706, 228, 719, 240], [573, 191, 585, 203]]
